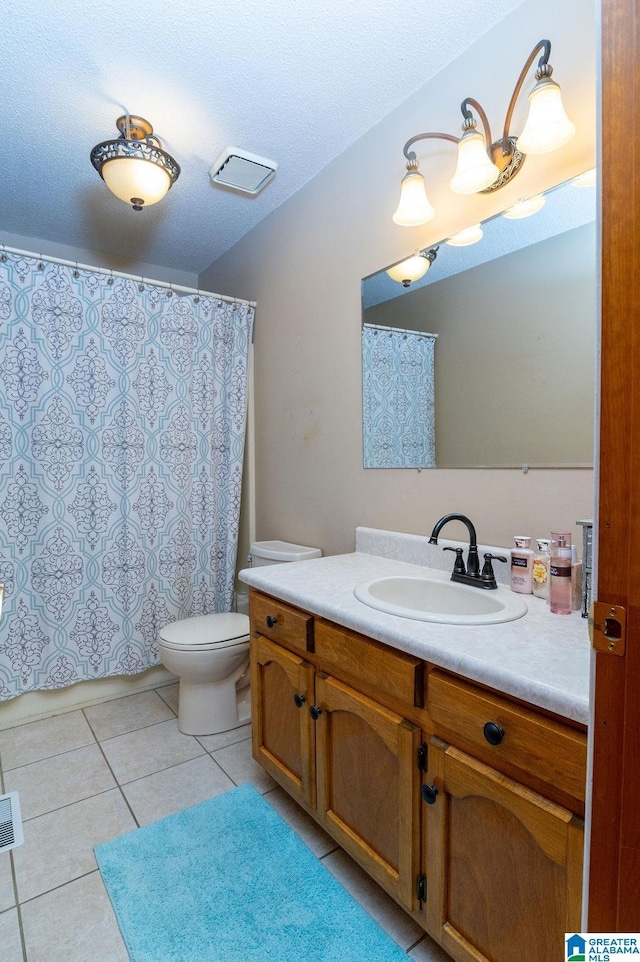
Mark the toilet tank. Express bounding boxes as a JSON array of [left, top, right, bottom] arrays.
[[250, 540, 322, 567]]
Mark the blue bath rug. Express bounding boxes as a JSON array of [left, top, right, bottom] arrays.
[[95, 782, 410, 962]]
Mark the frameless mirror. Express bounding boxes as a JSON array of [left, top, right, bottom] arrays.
[[361, 175, 596, 469]]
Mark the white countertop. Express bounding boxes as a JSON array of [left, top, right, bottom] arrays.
[[239, 530, 591, 726]]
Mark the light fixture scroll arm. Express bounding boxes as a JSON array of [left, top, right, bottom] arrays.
[[460, 98, 493, 146], [402, 131, 460, 167], [501, 39, 552, 152]]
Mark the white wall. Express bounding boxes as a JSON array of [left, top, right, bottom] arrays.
[[0, 228, 199, 289], [200, 0, 597, 556]]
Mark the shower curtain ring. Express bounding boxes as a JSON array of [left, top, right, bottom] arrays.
[[38, 255, 44, 270], [1, 246, 7, 263], [73, 262, 80, 279], [107, 271, 114, 286], [139, 276, 145, 292], [167, 284, 173, 298]]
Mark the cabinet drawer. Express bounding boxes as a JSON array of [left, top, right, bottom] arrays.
[[315, 620, 423, 710], [249, 591, 314, 655], [428, 670, 587, 803]]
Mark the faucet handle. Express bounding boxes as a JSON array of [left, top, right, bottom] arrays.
[[481, 553, 507, 588], [443, 546, 466, 575]]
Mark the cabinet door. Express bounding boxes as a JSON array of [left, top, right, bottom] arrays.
[[314, 673, 421, 910], [424, 738, 584, 962], [251, 635, 316, 808]]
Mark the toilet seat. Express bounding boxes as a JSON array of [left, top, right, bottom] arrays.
[[158, 613, 250, 652]]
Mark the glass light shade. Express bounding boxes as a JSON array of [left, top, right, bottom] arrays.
[[502, 194, 546, 219], [446, 223, 484, 247], [392, 171, 435, 226], [386, 253, 431, 285], [515, 77, 576, 155], [572, 167, 596, 188], [102, 157, 172, 207], [450, 130, 500, 195]]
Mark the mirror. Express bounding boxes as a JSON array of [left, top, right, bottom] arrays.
[[361, 175, 596, 469]]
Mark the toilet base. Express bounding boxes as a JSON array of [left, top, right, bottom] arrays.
[[177, 678, 251, 736]]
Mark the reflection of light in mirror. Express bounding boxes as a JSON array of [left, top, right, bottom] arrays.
[[446, 223, 483, 247], [386, 250, 437, 286], [503, 193, 546, 219], [572, 167, 596, 188]]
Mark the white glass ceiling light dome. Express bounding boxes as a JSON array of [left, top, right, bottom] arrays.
[[386, 249, 437, 287], [503, 194, 546, 219], [446, 223, 484, 247], [392, 168, 435, 227], [90, 116, 180, 211], [516, 77, 576, 155], [450, 128, 500, 195]]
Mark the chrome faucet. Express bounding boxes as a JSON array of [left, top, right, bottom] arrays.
[[429, 513, 506, 590]]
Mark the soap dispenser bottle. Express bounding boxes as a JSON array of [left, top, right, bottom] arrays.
[[510, 537, 533, 594], [532, 539, 551, 601], [550, 532, 572, 615]]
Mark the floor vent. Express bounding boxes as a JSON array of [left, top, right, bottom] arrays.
[[0, 792, 24, 854], [209, 147, 278, 195]]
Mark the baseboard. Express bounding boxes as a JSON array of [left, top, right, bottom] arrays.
[[0, 666, 178, 731]]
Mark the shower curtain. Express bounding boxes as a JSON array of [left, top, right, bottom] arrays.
[[0, 253, 254, 701], [362, 324, 436, 468]]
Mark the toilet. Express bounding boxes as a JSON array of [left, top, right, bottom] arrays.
[[158, 540, 322, 735]]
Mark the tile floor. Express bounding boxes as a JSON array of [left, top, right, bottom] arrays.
[[0, 684, 451, 961]]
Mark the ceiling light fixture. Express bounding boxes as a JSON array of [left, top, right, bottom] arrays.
[[90, 115, 181, 211], [446, 223, 484, 247], [386, 248, 438, 287], [502, 194, 546, 219], [393, 39, 575, 227]]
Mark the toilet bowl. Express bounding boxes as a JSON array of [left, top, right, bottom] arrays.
[[158, 540, 322, 737], [158, 613, 250, 736]]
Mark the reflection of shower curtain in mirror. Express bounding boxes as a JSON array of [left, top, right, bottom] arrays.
[[362, 324, 436, 469], [0, 253, 254, 701]]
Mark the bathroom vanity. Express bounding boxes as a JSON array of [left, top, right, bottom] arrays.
[[239, 528, 590, 962]]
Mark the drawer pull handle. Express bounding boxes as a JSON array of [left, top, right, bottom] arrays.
[[266, 615, 278, 628], [309, 705, 323, 720], [483, 721, 505, 745], [421, 784, 439, 805], [293, 693, 306, 708]]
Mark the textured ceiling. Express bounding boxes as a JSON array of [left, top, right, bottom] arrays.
[[0, 0, 525, 275]]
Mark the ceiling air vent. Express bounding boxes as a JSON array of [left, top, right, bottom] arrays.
[[209, 147, 278, 196], [0, 792, 24, 854]]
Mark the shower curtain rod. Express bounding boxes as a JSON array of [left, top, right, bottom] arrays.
[[363, 322, 438, 338], [0, 244, 257, 308]]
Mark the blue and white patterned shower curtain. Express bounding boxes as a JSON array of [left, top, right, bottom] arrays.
[[0, 253, 254, 701], [362, 324, 436, 468]]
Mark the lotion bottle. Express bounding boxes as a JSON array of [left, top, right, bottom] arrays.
[[532, 539, 551, 601], [510, 536, 533, 594], [550, 531, 572, 615]]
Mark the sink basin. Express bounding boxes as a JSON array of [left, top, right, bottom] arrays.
[[353, 575, 527, 625]]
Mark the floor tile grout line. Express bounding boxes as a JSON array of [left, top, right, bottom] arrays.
[[15, 866, 102, 910], [84, 709, 184, 745], [112, 748, 221, 791], [16, 784, 124, 826], [0, 738, 98, 776], [84, 711, 141, 830]]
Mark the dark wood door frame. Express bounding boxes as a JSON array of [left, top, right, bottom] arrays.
[[588, 0, 640, 929]]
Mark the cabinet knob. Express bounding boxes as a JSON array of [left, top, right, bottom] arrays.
[[266, 615, 278, 628], [309, 705, 323, 720], [421, 784, 439, 805], [293, 693, 306, 708], [483, 721, 505, 745]]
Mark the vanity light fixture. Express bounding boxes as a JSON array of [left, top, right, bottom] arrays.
[[392, 39, 575, 227], [502, 193, 546, 219], [572, 167, 596, 188], [386, 248, 438, 287], [90, 115, 181, 211], [446, 223, 484, 247]]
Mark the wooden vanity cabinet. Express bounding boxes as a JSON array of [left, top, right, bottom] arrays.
[[249, 590, 423, 911], [249, 588, 587, 960], [424, 737, 584, 962]]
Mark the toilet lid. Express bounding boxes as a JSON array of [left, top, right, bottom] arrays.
[[158, 612, 250, 651]]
